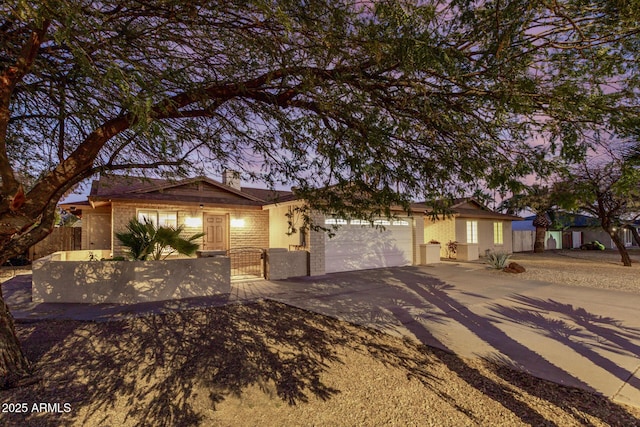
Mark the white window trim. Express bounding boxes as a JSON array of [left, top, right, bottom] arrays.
[[137, 210, 178, 228], [493, 222, 504, 245], [467, 220, 478, 244]]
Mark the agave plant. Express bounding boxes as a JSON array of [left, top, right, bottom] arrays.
[[485, 251, 512, 270], [116, 218, 205, 260]]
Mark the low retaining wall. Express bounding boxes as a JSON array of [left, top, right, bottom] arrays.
[[457, 243, 479, 261], [32, 251, 231, 304], [419, 244, 441, 264], [265, 248, 309, 280]]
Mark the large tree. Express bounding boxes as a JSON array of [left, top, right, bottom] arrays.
[[556, 157, 640, 266], [0, 0, 639, 386]]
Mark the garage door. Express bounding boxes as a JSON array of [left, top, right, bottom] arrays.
[[325, 218, 413, 273]]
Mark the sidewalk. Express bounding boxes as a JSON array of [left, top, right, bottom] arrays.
[[3, 263, 640, 408]]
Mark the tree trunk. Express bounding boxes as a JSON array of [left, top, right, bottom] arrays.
[[0, 295, 30, 388], [609, 229, 632, 267], [0, 207, 60, 389], [534, 226, 546, 253]]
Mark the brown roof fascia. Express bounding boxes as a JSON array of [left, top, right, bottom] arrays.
[[93, 196, 264, 210], [125, 176, 263, 202]]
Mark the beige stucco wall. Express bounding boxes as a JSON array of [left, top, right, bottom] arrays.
[[265, 248, 309, 280], [412, 216, 425, 265], [32, 252, 231, 304], [456, 218, 513, 255], [268, 202, 307, 249], [424, 215, 456, 258], [111, 202, 268, 257], [424, 216, 514, 258]]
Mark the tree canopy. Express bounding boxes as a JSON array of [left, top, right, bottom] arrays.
[[2, 0, 639, 261], [1, 0, 640, 386]]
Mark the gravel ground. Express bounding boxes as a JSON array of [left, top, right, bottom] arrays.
[[508, 249, 640, 294], [0, 300, 639, 427], [0, 252, 639, 426]]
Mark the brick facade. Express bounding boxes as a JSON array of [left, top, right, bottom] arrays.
[[229, 209, 269, 249], [308, 211, 326, 276], [110, 202, 268, 257]]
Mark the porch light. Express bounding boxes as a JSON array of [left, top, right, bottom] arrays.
[[231, 218, 245, 227], [184, 216, 202, 227]]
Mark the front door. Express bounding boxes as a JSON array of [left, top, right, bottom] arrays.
[[203, 214, 228, 251], [89, 214, 111, 249]]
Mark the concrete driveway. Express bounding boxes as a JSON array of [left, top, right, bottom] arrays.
[[232, 263, 640, 409], [3, 263, 640, 408]]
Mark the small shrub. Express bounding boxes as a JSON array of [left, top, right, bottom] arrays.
[[446, 240, 458, 259], [116, 218, 205, 260], [486, 251, 512, 269]]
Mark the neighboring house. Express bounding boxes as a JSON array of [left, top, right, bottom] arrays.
[[418, 199, 521, 259], [61, 174, 521, 276], [512, 213, 639, 251]]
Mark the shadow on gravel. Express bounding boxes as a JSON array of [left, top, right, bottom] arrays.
[[1, 301, 349, 426], [1, 270, 639, 426]]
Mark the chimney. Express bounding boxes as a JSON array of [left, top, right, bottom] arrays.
[[222, 170, 241, 190]]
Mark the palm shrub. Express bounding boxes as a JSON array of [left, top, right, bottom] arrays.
[[149, 224, 205, 260], [116, 218, 205, 260], [116, 218, 156, 260], [486, 251, 512, 269]]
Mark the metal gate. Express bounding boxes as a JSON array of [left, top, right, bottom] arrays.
[[227, 247, 264, 279]]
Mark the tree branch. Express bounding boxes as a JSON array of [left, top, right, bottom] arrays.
[[0, 19, 50, 192]]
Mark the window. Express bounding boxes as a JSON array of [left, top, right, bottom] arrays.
[[138, 210, 178, 227], [325, 218, 347, 225], [623, 228, 633, 246], [466, 220, 478, 244], [493, 222, 503, 245]]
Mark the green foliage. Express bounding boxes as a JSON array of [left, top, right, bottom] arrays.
[[1, 0, 640, 259], [116, 218, 204, 261], [446, 241, 458, 259], [150, 225, 205, 261], [115, 218, 156, 261], [486, 252, 513, 270]]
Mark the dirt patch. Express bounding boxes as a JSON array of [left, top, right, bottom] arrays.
[[505, 250, 640, 294], [0, 300, 638, 426]]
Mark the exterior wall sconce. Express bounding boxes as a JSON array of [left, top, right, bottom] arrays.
[[185, 217, 202, 227], [230, 218, 245, 227], [199, 204, 204, 209]]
